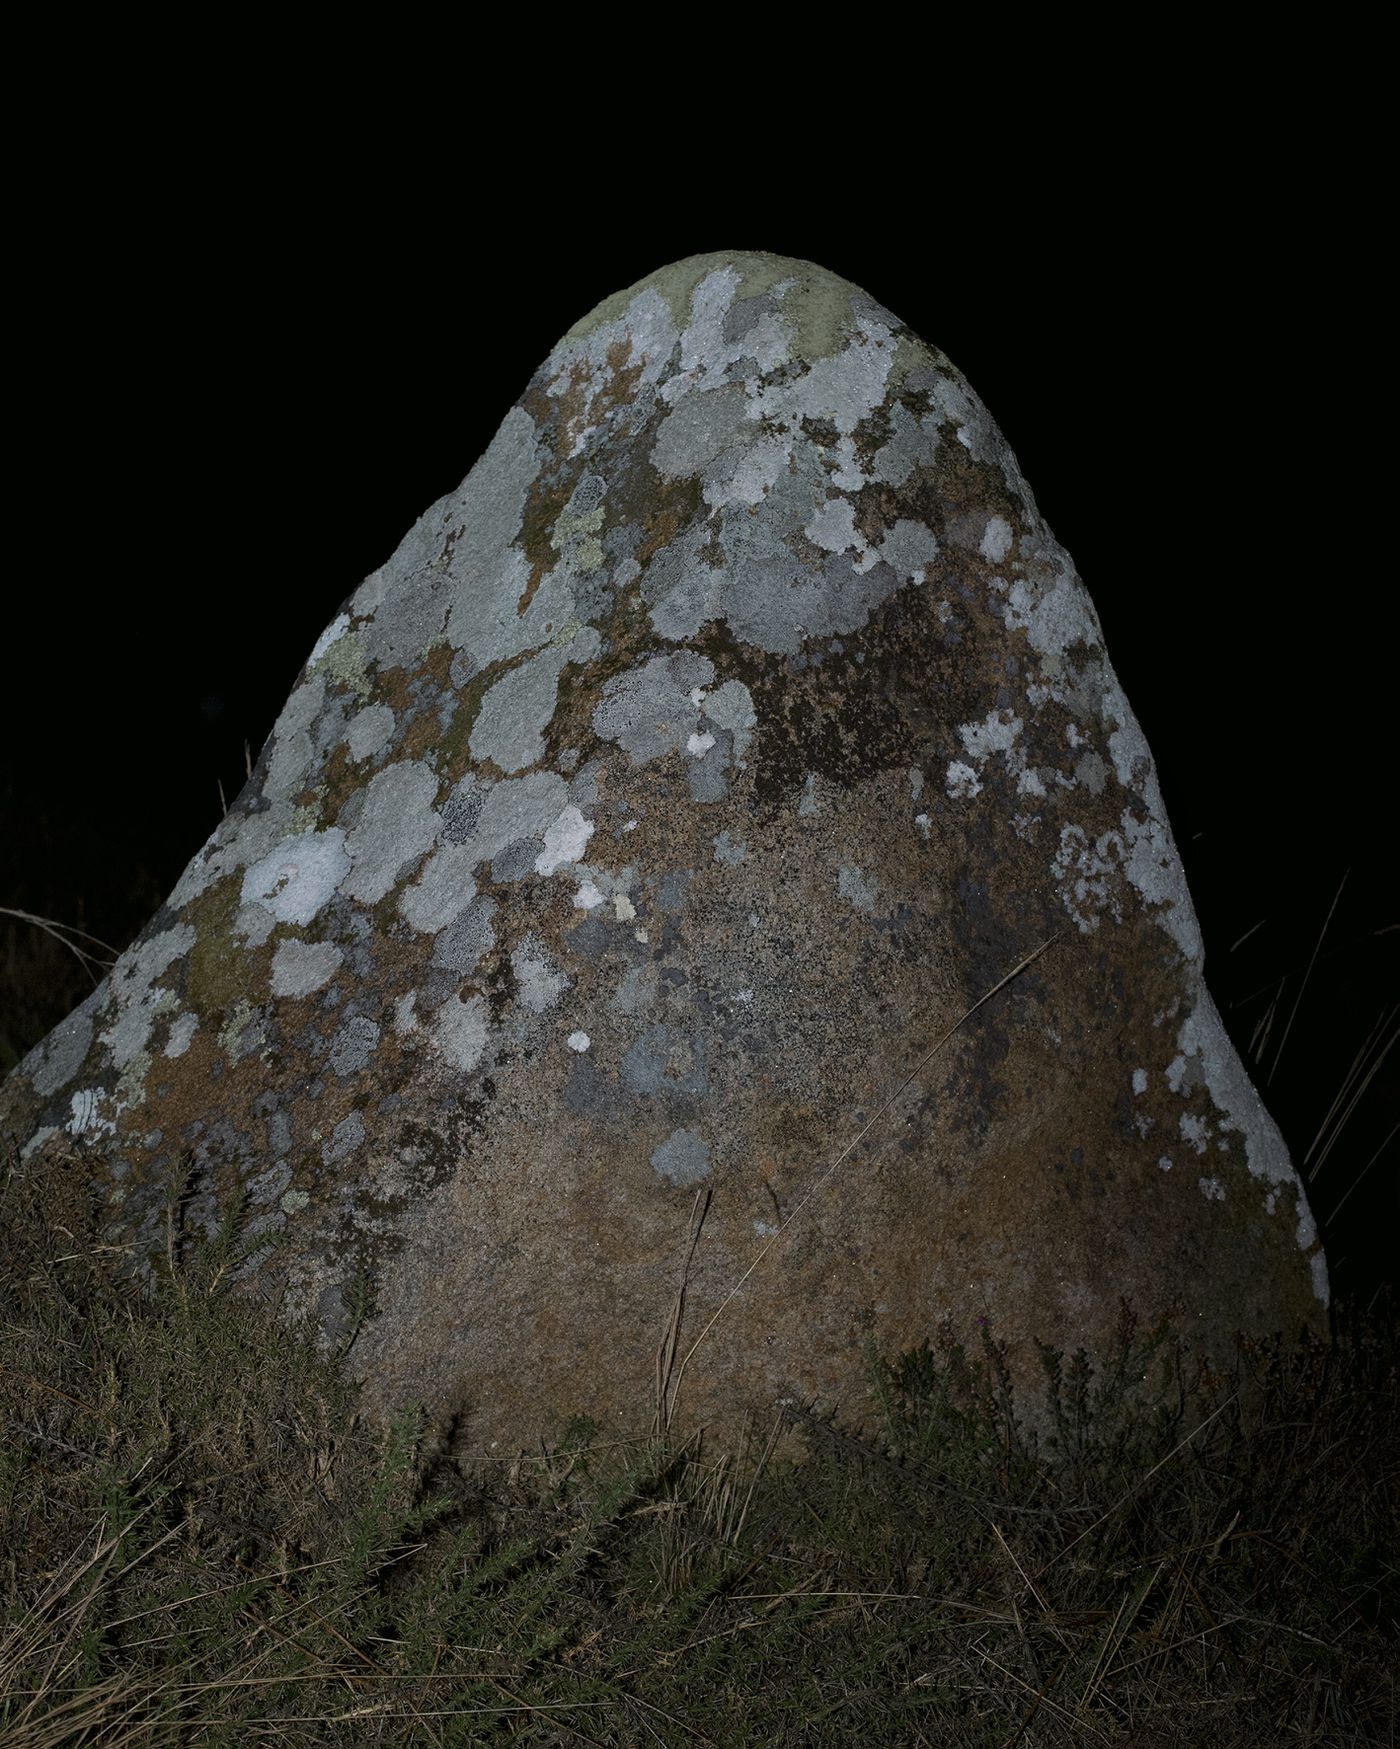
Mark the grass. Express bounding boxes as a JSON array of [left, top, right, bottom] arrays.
[[2, 1135, 1396, 1746]]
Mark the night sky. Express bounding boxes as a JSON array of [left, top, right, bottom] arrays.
[[4, 155, 1392, 1307]]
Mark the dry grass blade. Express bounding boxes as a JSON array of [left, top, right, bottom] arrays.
[[0, 1515, 177, 1746], [0, 1364, 113, 1420], [668, 930, 1064, 1410], [655, 1186, 712, 1435], [0, 906, 118, 983], [969, 1638, 1112, 1741], [1327, 1116, 1400, 1220], [1247, 992, 1279, 1065], [1304, 1003, 1398, 1180], [1268, 868, 1347, 1084], [1034, 1393, 1237, 1581], [0, 1671, 186, 1749], [989, 1519, 1066, 1651], [1077, 1559, 1163, 1712], [1228, 917, 1266, 953]]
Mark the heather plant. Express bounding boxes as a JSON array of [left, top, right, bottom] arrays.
[[2, 1134, 1394, 1746]]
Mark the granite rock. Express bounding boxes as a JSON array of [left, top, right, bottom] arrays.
[[2, 252, 1327, 1452]]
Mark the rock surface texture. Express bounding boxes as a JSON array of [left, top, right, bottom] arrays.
[[4, 252, 1327, 1452]]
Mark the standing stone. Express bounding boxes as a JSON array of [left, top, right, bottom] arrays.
[[2, 252, 1326, 1452]]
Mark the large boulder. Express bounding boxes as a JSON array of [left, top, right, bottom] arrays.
[[3, 251, 1326, 1452]]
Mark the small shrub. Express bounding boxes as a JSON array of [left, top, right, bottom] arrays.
[[2, 1136, 1395, 1745]]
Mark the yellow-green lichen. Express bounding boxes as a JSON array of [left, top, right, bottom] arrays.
[[115, 1042, 157, 1111], [184, 876, 253, 1018], [560, 251, 877, 367], [549, 616, 586, 650], [218, 998, 261, 1060], [315, 630, 372, 701], [551, 506, 605, 574]]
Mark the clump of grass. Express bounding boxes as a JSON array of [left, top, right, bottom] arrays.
[[0, 907, 118, 1079], [2, 1136, 1396, 1746]]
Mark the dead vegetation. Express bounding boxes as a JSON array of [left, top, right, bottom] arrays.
[[2, 1135, 1395, 1746]]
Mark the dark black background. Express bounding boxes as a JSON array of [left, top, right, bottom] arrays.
[[3, 120, 1393, 1305]]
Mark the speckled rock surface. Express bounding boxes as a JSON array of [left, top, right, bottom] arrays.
[[3, 251, 1327, 1451]]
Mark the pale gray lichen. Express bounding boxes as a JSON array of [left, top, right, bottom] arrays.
[[22, 991, 99, 1098], [322, 1112, 365, 1165], [342, 763, 442, 905], [431, 896, 498, 978], [1051, 824, 1128, 934], [873, 400, 942, 488], [431, 992, 489, 1072], [1001, 567, 1103, 669], [329, 1015, 381, 1078], [980, 516, 1014, 563], [399, 846, 479, 935], [101, 926, 195, 1068], [511, 934, 570, 1014], [837, 865, 880, 914], [592, 653, 716, 765], [263, 676, 327, 802], [346, 704, 397, 764], [959, 711, 1024, 765], [946, 762, 982, 801], [702, 680, 756, 763], [243, 831, 351, 928], [269, 940, 344, 999], [67, 1086, 116, 1140], [308, 614, 350, 667], [461, 772, 565, 866], [163, 1011, 199, 1058], [234, 903, 278, 948], [1173, 990, 1326, 1303], [470, 627, 602, 773], [650, 1127, 711, 1187], [880, 518, 940, 581], [535, 806, 594, 876]]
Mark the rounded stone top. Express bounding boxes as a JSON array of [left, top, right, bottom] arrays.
[[558, 249, 911, 368]]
